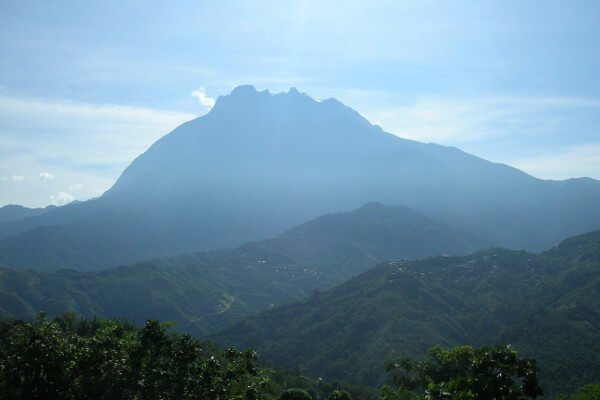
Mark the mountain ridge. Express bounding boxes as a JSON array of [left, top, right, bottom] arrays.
[[0, 202, 485, 332], [0, 204, 56, 225], [1, 85, 600, 270], [212, 229, 600, 396]]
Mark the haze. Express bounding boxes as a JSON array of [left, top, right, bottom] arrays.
[[1, 0, 600, 207], [2, 2, 600, 398]]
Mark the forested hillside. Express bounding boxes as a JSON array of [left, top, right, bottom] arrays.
[[0, 203, 484, 335], [213, 230, 600, 396]]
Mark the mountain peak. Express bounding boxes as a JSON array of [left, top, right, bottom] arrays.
[[230, 84, 261, 96], [209, 84, 369, 129], [212, 85, 303, 112], [287, 87, 308, 97], [219, 85, 314, 104], [229, 85, 305, 97]]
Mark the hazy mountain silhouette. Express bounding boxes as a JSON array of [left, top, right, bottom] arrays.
[[0, 209, 186, 271], [1, 86, 600, 270], [0, 204, 55, 225]]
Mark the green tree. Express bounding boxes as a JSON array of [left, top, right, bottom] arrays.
[[0, 313, 80, 400], [0, 314, 275, 400], [280, 388, 313, 400], [385, 344, 543, 399], [379, 385, 420, 400], [72, 319, 136, 399], [328, 389, 353, 400]]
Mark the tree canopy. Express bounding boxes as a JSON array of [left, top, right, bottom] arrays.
[[384, 344, 543, 399], [0, 313, 270, 400]]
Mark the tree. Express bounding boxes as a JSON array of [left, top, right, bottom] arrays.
[[328, 389, 353, 400], [385, 344, 543, 399], [0, 314, 275, 400], [0, 312, 76, 400], [279, 388, 313, 400]]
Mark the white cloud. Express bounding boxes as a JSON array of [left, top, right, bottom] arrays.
[[191, 87, 216, 107], [39, 171, 55, 180], [511, 143, 600, 180], [0, 94, 195, 207], [2, 174, 25, 182], [50, 191, 74, 206], [68, 183, 83, 191]]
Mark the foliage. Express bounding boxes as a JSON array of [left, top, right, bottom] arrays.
[[279, 388, 313, 400], [0, 313, 273, 400], [555, 383, 600, 400], [378, 385, 420, 400], [0, 203, 484, 337], [271, 368, 376, 400], [0, 313, 367, 400], [327, 389, 353, 400], [385, 344, 542, 399], [213, 230, 600, 396]]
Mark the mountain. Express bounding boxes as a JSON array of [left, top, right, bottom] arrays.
[[0, 202, 485, 272], [249, 202, 488, 274], [0, 210, 189, 271], [212, 230, 600, 396], [1, 86, 600, 270], [0, 202, 484, 334], [0, 204, 55, 225]]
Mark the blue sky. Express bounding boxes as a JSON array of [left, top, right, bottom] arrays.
[[1, 0, 599, 207]]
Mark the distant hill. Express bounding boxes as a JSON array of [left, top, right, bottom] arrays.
[[0, 204, 54, 225], [0, 210, 188, 271], [245, 202, 488, 276], [0, 202, 484, 333], [212, 230, 600, 396], [1, 86, 600, 270]]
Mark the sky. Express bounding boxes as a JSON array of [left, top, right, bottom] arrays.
[[1, 0, 599, 207]]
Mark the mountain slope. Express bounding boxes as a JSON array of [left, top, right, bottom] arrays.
[[212, 230, 600, 396], [0, 204, 55, 225], [0, 210, 187, 271], [243, 202, 488, 277], [1, 86, 600, 270], [104, 86, 600, 251], [0, 203, 484, 333]]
